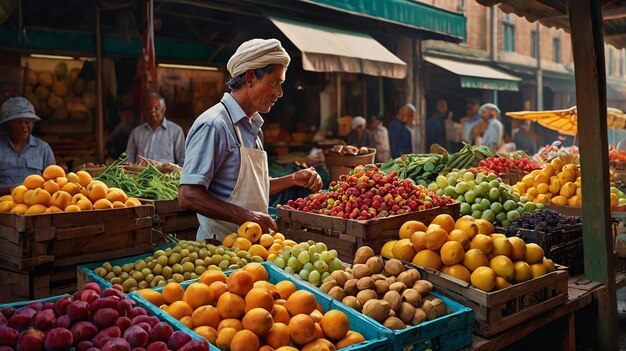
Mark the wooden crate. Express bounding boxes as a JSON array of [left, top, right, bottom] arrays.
[[277, 203, 460, 262], [140, 199, 199, 242], [0, 205, 154, 271], [0, 265, 79, 303], [412, 263, 569, 337]]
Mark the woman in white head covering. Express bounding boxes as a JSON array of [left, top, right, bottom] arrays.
[[346, 116, 376, 149], [179, 38, 322, 240]]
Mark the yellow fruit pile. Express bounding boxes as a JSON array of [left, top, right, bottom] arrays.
[[512, 157, 582, 206], [382, 214, 556, 292], [137, 263, 366, 350], [221, 222, 298, 261], [0, 165, 141, 215]]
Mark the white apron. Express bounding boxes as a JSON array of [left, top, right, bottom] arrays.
[[196, 103, 270, 241]]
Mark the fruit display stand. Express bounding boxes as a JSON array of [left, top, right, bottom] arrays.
[[0, 205, 154, 303], [136, 262, 390, 350], [505, 224, 584, 274], [276, 203, 460, 262], [410, 262, 569, 337], [139, 198, 199, 243], [546, 204, 582, 217]]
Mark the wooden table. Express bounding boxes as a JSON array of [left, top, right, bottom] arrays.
[[469, 276, 607, 351]]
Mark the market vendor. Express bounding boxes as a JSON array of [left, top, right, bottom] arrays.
[[125, 93, 186, 166], [478, 103, 504, 150], [179, 38, 323, 240], [0, 97, 55, 188]]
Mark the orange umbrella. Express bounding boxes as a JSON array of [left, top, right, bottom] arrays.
[[506, 106, 625, 136]]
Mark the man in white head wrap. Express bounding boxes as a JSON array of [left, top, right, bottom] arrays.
[[346, 116, 375, 149], [179, 38, 322, 240], [478, 103, 504, 149]]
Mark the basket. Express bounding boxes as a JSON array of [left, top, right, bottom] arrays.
[[325, 148, 376, 181]]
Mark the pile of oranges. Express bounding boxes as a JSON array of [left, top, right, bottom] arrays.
[[0, 165, 141, 215], [221, 221, 299, 261], [137, 263, 366, 351], [382, 214, 556, 292]]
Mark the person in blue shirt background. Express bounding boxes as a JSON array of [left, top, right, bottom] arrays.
[[389, 104, 414, 158], [0, 97, 55, 189]]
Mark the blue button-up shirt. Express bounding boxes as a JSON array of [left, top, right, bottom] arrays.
[[181, 93, 263, 201], [0, 134, 55, 188], [125, 118, 186, 165]]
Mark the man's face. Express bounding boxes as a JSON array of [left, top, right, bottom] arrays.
[[400, 108, 413, 124], [248, 65, 286, 113], [7, 118, 34, 142], [145, 97, 165, 126], [480, 108, 492, 120]]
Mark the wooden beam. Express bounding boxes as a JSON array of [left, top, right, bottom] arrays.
[[567, 1, 617, 350]]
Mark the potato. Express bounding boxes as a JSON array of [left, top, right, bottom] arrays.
[[383, 316, 406, 330], [401, 289, 423, 307], [384, 259, 405, 277], [354, 246, 375, 265], [365, 256, 384, 274], [351, 264, 373, 279], [356, 289, 378, 306], [383, 290, 402, 312], [342, 296, 362, 311], [328, 286, 346, 301], [343, 279, 359, 296], [389, 282, 407, 294], [398, 302, 416, 324], [362, 300, 391, 322], [356, 277, 375, 291], [412, 280, 433, 296]]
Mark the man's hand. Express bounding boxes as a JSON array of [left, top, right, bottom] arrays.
[[247, 210, 277, 234], [293, 167, 323, 192]]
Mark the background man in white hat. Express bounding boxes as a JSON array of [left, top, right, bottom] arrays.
[[0, 97, 55, 188], [179, 38, 322, 240]]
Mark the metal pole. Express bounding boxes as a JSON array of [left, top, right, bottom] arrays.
[[95, 5, 105, 162], [536, 22, 543, 110]]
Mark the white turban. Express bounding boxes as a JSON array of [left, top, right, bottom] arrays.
[[351, 116, 366, 130], [227, 38, 291, 78]]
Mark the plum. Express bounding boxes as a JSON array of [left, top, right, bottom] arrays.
[[146, 342, 168, 351], [44, 327, 74, 351], [26, 302, 43, 311], [114, 317, 132, 333], [93, 308, 119, 329], [90, 297, 118, 314], [55, 315, 72, 329], [0, 307, 15, 319], [128, 307, 147, 319], [93, 326, 121, 348], [77, 340, 94, 351], [79, 289, 100, 305], [16, 329, 45, 351], [148, 322, 172, 343], [8, 307, 36, 328], [81, 282, 102, 295], [133, 322, 151, 334], [42, 302, 54, 310], [67, 300, 90, 322], [71, 321, 98, 343], [130, 315, 152, 326], [178, 340, 209, 351], [167, 331, 191, 351], [123, 325, 149, 348], [32, 309, 56, 331], [0, 326, 19, 347], [101, 338, 131, 351], [54, 296, 73, 316], [102, 288, 124, 300], [102, 338, 131, 351], [116, 299, 133, 317], [0, 313, 6, 326]]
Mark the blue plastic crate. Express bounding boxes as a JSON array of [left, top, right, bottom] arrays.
[[0, 293, 210, 348], [313, 279, 473, 351], [77, 243, 176, 291], [131, 262, 391, 351]]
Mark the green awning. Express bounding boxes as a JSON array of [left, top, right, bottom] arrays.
[[0, 26, 218, 62], [425, 55, 521, 91], [304, 0, 466, 41]]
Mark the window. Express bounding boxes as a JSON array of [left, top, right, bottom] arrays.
[[609, 48, 614, 76], [552, 37, 561, 63], [530, 30, 538, 58], [502, 15, 515, 52]]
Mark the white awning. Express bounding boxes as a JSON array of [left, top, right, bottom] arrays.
[[424, 55, 522, 91], [270, 16, 407, 79]]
